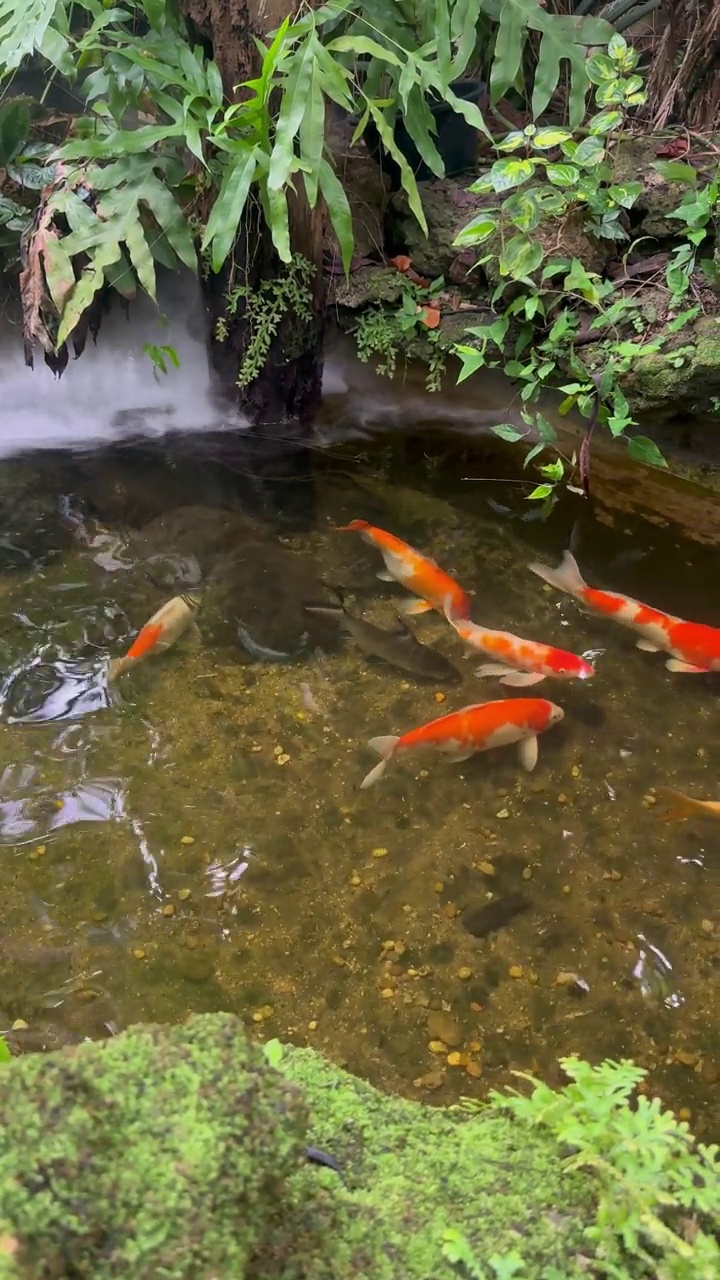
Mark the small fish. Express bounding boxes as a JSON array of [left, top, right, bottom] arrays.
[[529, 549, 720, 674], [444, 597, 594, 687], [359, 697, 564, 789], [461, 893, 530, 939], [332, 519, 471, 618], [304, 590, 461, 682], [108, 592, 201, 681], [656, 786, 720, 823], [300, 682, 325, 715]]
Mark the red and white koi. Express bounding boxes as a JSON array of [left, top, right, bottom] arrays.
[[333, 519, 471, 618], [529, 549, 720, 674], [443, 598, 594, 687], [108, 592, 201, 682], [360, 697, 564, 789]]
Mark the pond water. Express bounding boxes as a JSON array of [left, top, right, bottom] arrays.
[[0, 327, 718, 1134]]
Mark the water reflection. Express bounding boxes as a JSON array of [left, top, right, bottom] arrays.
[[632, 934, 684, 1010], [2, 655, 111, 724]]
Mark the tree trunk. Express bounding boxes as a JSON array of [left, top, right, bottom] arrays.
[[178, 0, 325, 433]]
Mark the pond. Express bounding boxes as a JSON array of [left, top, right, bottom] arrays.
[[0, 329, 718, 1135]]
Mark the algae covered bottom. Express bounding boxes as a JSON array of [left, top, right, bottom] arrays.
[[0, 429, 717, 1131]]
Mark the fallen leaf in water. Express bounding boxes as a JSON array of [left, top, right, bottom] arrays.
[[388, 254, 411, 273], [418, 305, 441, 329]]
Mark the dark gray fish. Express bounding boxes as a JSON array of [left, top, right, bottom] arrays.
[[303, 590, 461, 683], [461, 892, 530, 939]]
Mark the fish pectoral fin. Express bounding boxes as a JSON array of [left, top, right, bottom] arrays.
[[636, 638, 660, 652], [666, 659, 709, 673], [474, 663, 515, 679], [377, 571, 395, 582], [518, 735, 539, 772], [499, 671, 546, 687], [400, 598, 433, 616]]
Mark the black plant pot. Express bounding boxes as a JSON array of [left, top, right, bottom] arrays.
[[363, 78, 485, 190]]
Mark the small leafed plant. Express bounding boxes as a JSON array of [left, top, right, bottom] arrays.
[[443, 1057, 719, 1280], [450, 36, 678, 503]]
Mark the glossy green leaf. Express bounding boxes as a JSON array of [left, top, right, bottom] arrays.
[[366, 102, 427, 234], [299, 47, 325, 207], [444, 88, 491, 141], [490, 157, 534, 192], [526, 483, 553, 500], [201, 147, 258, 273], [532, 127, 571, 150], [499, 233, 542, 279], [402, 86, 444, 180], [587, 109, 622, 135], [545, 163, 578, 187], [454, 346, 488, 383], [503, 190, 541, 232], [540, 458, 563, 481], [651, 160, 697, 185], [586, 53, 615, 84], [626, 436, 668, 469], [42, 234, 76, 313], [453, 213, 497, 247], [0, 1036, 10, 1064], [140, 175, 197, 273], [269, 36, 315, 191], [496, 131, 526, 153], [327, 36, 401, 66], [573, 136, 606, 168], [266, 184, 291, 262], [491, 423, 524, 442], [607, 182, 643, 209], [124, 218, 156, 297], [318, 157, 353, 275]]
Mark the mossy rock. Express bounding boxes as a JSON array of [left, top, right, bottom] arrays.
[[0, 1013, 598, 1280], [619, 314, 720, 418]]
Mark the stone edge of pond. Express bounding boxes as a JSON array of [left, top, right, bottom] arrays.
[[0, 1011, 596, 1279]]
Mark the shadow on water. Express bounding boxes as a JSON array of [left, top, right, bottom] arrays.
[[0, 331, 717, 1130]]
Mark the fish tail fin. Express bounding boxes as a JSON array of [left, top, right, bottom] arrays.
[[331, 520, 367, 532], [443, 593, 458, 626], [107, 656, 130, 682], [528, 549, 586, 598], [360, 735, 399, 789], [656, 786, 702, 822]]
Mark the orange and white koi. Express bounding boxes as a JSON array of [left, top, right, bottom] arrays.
[[333, 519, 471, 618], [443, 598, 594, 687], [360, 697, 564, 789], [108, 592, 201, 682], [656, 786, 720, 823], [529, 549, 720, 674]]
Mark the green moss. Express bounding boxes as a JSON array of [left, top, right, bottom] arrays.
[[620, 316, 720, 416], [0, 1015, 306, 1280], [272, 1045, 594, 1280], [0, 1014, 595, 1280]]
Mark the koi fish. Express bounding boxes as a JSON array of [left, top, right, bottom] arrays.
[[528, 549, 720, 674], [304, 589, 461, 682], [108, 592, 201, 681], [656, 786, 720, 823], [360, 697, 564, 789], [333, 520, 471, 618], [443, 598, 594, 687]]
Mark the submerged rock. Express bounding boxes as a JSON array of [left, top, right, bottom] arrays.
[[202, 543, 339, 659]]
